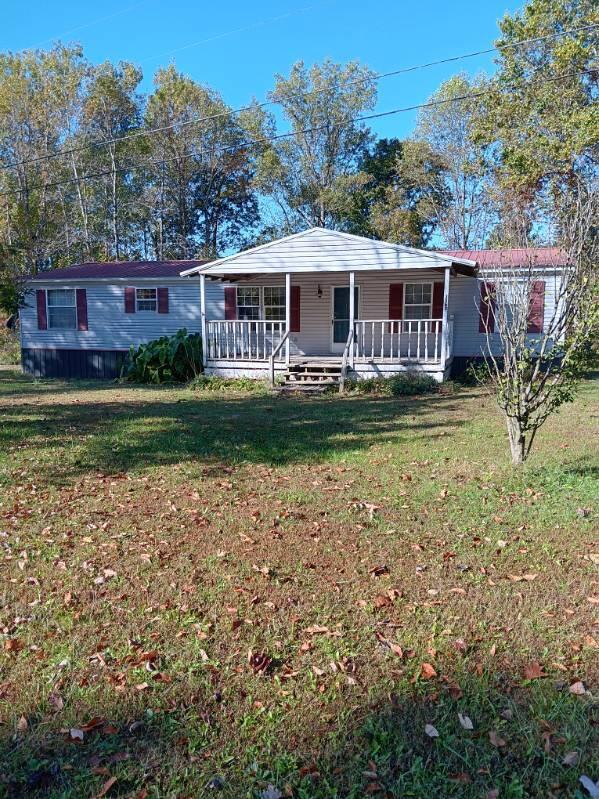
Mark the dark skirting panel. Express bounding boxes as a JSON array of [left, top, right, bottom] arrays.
[[21, 348, 128, 379]]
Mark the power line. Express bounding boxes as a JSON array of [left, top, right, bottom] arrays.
[[1, 22, 597, 173], [137, 0, 336, 66], [0, 67, 594, 201]]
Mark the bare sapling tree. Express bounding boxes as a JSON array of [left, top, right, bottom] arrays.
[[483, 180, 598, 465]]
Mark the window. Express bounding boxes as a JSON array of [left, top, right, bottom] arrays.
[[136, 288, 157, 312], [404, 283, 432, 320], [263, 286, 286, 321], [47, 289, 76, 329], [237, 287, 260, 320]]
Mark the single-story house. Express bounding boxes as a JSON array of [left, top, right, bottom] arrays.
[[19, 228, 567, 385]]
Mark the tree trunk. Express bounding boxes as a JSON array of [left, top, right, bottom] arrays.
[[507, 417, 526, 465]]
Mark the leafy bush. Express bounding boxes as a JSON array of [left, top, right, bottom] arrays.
[[454, 359, 492, 386], [190, 375, 270, 394], [123, 329, 202, 383], [349, 371, 439, 396], [0, 325, 20, 365]]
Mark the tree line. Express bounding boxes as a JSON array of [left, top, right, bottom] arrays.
[[0, 0, 596, 313]]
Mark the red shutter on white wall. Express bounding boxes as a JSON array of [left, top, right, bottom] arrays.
[[388, 283, 403, 334], [432, 281, 444, 333], [290, 286, 301, 332], [76, 288, 88, 331], [479, 281, 496, 334], [158, 287, 169, 314], [124, 286, 136, 313], [527, 281, 545, 333], [36, 289, 47, 330], [224, 286, 237, 320]]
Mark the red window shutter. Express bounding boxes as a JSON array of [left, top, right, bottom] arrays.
[[224, 286, 237, 320], [389, 283, 403, 334], [36, 289, 47, 330], [389, 283, 403, 319], [125, 286, 136, 313], [432, 281, 444, 333], [432, 282, 444, 319], [290, 285, 301, 332], [527, 280, 545, 333], [76, 288, 88, 331], [479, 281, 496, 333], [158, 287, 169, 314]]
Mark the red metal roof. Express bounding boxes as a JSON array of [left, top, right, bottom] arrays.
[[32, 259, 209, 280], [442, 247, 568, 268]]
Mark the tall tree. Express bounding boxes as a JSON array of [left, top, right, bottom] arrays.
[[79, 61, 144, 260], [256, 60, 377, 232], [0, 45, 88, 275], [338, 138, 448, 246], [476, 0, 598, 196], [144, 65, 263, 258], [413, 74, 495, 248]]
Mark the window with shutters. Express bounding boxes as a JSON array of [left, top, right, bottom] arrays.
[[136, 288, 157, 312], [47, 289, 77, 329], [403, 283, 433, 320], [263, 287, 286, 320], [237, 287, 260, 320], [236, 287, 285, 321]]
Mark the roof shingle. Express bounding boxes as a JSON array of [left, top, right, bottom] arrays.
[[32, 259, 209, 280], [441, 247, 568, 268]]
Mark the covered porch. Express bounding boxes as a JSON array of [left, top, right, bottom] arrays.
[[181, 228, 476, 384]]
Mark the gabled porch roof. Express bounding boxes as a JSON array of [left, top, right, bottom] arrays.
[[181, 228, 477, 278]]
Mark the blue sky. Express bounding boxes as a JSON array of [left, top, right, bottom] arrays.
[[2, 0, 523, 139]]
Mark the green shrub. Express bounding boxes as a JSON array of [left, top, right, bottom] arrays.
[[190, 375, 269, 394], [454, 359, 492, 386], [349, 371, 439, 396], [123, 329, 202, 383], [0, 325, 20, 365]]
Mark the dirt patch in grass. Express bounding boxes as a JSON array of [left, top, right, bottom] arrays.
[[0, 369, 597, 797]]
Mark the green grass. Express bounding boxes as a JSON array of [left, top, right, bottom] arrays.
[[0, 368, 597, 798]]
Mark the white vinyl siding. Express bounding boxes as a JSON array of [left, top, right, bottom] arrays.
[[449, 270, 561, 358], [21, 279, 225, 350]]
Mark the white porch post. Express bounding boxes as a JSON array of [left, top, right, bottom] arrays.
[[349, 270, 355, 368], [200, 273, 207, 367], [440, 266, 450, 366], [285, 272, 291, 366]]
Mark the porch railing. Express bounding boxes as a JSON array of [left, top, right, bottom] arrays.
[[205, 320, 287, 361], [353, 319, 448, 364]]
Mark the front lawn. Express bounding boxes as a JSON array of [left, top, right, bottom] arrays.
[[0, 368, 597, 798]]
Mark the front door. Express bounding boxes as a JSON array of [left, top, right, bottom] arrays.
[[331, 286, 359, 353]]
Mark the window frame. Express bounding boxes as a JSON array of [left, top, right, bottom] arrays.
[[136, 287, 158, 313], [46, 288, 77, 330], [235, 286, 286, 322], [402, 281, 434, 322]]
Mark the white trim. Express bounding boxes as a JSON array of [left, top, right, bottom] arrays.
[[440, 268, 450, 365], [200, 274, 207, 368], [285, 273, 291, 366]]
